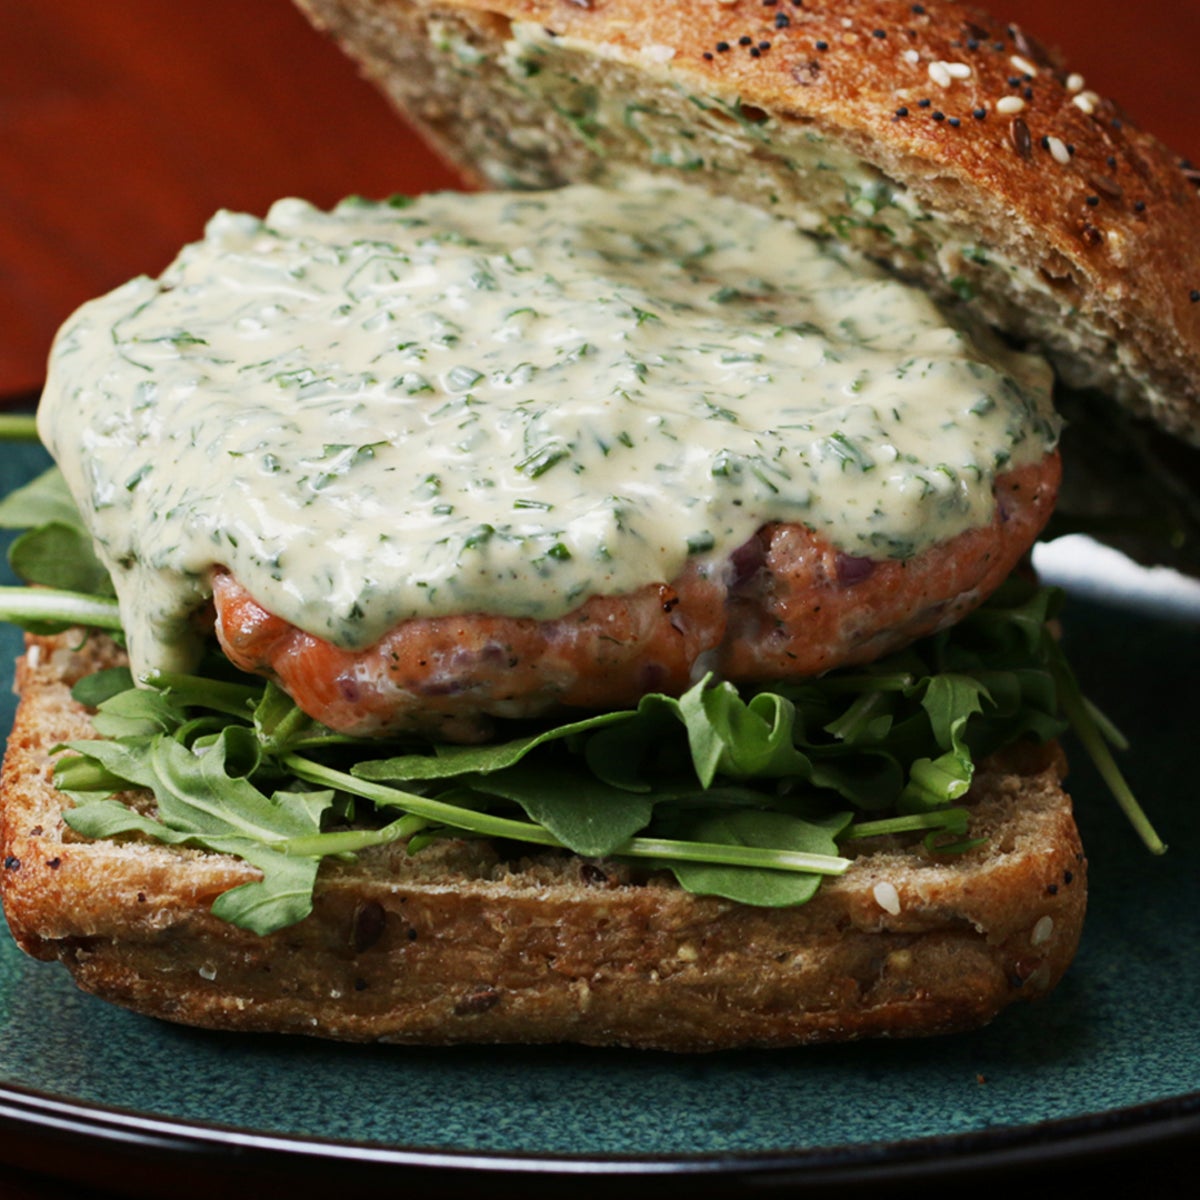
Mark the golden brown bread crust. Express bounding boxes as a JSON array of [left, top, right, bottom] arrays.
[[292, 0, 1200, 445], [1, 631, 1087, 1049]]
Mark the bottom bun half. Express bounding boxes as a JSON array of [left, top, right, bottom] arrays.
[[0, 632, 1086, 1051]]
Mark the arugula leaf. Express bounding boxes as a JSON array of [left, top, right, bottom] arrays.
[[655, 810, 852, 906], [58, 731, 337, 934], [89, 687, 187, 739], [146, 669, 263, 720], [71, 667, 136, 708], [64, 795, 323, 935], [0, 414, 39, 442], [805, 751, 906, 812], [150, 733, 329, 841], [919, 674, 991, 753], [844, 807, 972, 842], [0, 466, 87, 531], [898, 674, 988, 812], [676, 679, 813, 785], [1046, 637, 1166, 855], [9, 523, 114, 596], [461, 762, 655, 856], [251, 679, 351, 755], [64, 797, 204, 845], [354, 708, 635, 782], [581, 698, 689, 791], [822, 689, 895, 743], [208, 845, 321, 932], [0, 468, 114, 596], [61, 730, 332, 842]]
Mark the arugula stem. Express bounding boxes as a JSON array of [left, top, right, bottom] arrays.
[[1082, 695, 1130, 752], [823, 689, 891, 741], [0, 587, 123, 631], [283, 753, 851, 876], [0, 414, 40, 442], [285, 731, 373, 752], [809, 672, 915, 695], [261, 701, 319, 751], [143, 669, 262, 718], [280, 814, 428, 857], [843, 808, 970, 841], [285, 752, 560, 844], [617, 835, 851, 875], [54, 756, 131, 793], [1050, 652, 1166, 855]]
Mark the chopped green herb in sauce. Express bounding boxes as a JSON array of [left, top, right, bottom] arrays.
[[40, 177, 1058, 680]]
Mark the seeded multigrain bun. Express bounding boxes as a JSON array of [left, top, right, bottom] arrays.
[[292, 0, 1200, 444], [2, 0, 1123, 1051], [1, 632, 1085, 1049]]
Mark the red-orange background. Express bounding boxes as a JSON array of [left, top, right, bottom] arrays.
[[0, 0, 1197, 397]]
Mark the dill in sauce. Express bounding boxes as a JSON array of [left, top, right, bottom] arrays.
[[40, 177, 1058, 678]]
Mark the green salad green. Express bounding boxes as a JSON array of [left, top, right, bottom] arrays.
[[0, 464, 1161, 936]]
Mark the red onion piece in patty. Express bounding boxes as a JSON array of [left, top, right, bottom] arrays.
[[835, 552, 876, 585], [728, 532, 768, 590]]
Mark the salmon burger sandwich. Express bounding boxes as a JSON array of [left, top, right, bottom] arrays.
[[1, 0, 1191, 1050]]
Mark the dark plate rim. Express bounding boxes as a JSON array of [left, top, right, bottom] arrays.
[[1, 1073, 1198, 1192]]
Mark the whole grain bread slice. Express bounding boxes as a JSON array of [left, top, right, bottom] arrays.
[[0, 630, 1086, 1050], [293, 0, 1200, 446]]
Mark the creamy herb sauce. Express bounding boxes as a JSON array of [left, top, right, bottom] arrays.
[[40, 178, 1057, 678]]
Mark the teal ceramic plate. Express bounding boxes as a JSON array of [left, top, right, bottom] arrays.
[[0, 439, 1197, 1194]]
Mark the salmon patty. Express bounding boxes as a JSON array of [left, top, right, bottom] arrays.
[[211, 453, 1059, 740]]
